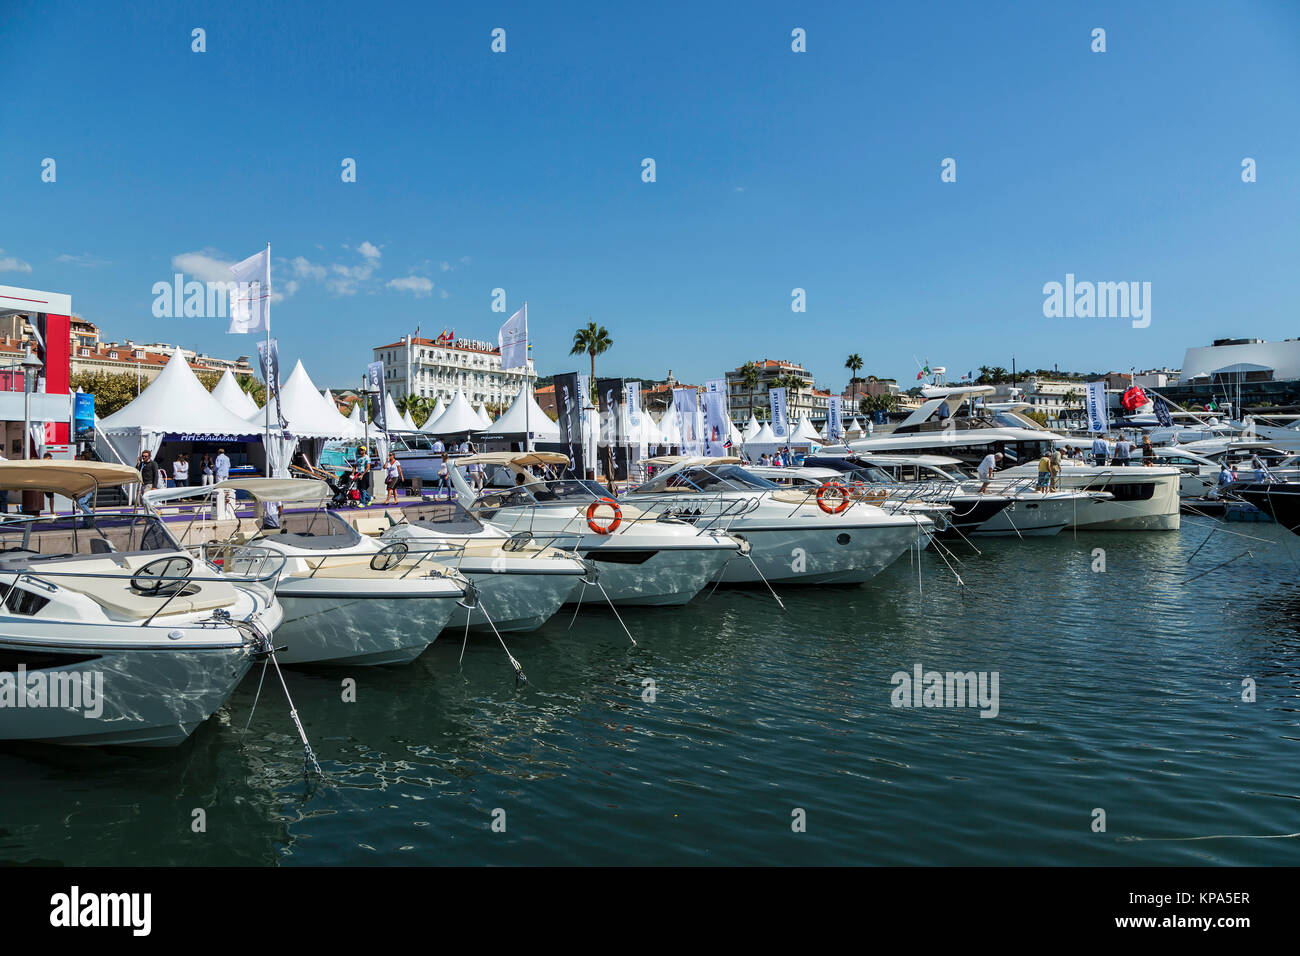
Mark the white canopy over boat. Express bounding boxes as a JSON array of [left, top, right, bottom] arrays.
[[99, 350, 261, 465]]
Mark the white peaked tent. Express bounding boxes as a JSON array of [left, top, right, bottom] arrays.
[[728, 419, 745, 446], [349, 401, 364, 425], [99, 351, 260, 467], [246, 360, 356, 475], [424, 391, 482, 435], [660, 410, 681, 445], [792, 416, 822, 444], [750, 422, 776, 444], [382, 393, 411, 432], [741, 413, 761, 440], [478, 385, 560, 441], [418, 397, 446, 433], [212, 369, 258, 417], [323, 388, 365, 440], [473, 403, 492, 427], [401, 409, 419, 432]]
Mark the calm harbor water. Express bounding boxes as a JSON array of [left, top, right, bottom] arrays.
[[3, 514, 1299, 866]]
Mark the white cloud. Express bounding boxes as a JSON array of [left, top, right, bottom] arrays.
[[56, 252, 110, 267], [387, 276, 434, 297], [439, 261, 452, 272], [289, 255, 326, 280], [171, 249, 235, 283], [358, 241, 382, 261], [0, 250, 33, 274]]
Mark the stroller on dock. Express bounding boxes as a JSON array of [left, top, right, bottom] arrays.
[[291, 461, 372, 509]]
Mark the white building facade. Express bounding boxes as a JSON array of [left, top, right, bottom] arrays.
[[373, 333, 537, 405]]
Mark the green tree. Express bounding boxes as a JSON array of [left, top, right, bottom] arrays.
[[69, 372, 141, 417], [570, 320, 613, 395], [844, 353, 864, 404], [740, 361, 761, 419]]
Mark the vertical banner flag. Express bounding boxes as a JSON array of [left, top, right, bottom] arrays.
[[366, 361, 386, 431], [256, 338, 285, 428], [228, 247, 272, 334], [626, 381, 642, 427], [1152, 395, 1173, 428], [703, 379, 729, 455], [498, 304, 528, 370], [596, 378, 626, 480], [769, 386, 789, 440], [1085, 381, 1109, 434], [827, 396, 843, 442], [553, 372, 584, 476], [596, 378, 623, 445], [673, 388, 701, 456]]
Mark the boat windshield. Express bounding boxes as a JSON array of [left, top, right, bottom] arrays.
[[471, 479, 609, 515], [642, 465, 780, 493], [400, 501, 484, 534], [0, 512, 181, 562]]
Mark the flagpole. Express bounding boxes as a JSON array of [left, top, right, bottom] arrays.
[[264, 241, 271, 476], [524, 302, 531, 454]]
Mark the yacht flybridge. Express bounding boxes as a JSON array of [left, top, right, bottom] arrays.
[[445, 452, 742, 606], [627, 457, 931, 585], [846, 384, 1182, 530], [146, 479, 468, 666], [0, 461, 285, 746]]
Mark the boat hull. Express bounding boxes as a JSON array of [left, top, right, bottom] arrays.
[[716, 521, 924, 586], [274, 583, 459, 665], [450, 560, 585, 632]]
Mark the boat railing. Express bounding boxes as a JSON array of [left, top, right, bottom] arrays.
[[1, 548, 289, 626]]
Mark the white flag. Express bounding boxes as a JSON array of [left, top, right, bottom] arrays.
[[499, 304, 528, 370], [769, 387, 789, 439], [228, 247, 271, 334]]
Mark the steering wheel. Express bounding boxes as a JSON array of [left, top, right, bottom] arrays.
[[131, 555, 194, 596], [370, 541, 409, 571], [502, 531, 533, 553]]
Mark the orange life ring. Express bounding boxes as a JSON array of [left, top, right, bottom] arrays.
[[586, 497, 622, 535], [849, 480, 868, 498], [816, 482, 850, 515]]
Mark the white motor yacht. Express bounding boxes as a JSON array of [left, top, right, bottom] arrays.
[[370, 499, 590, 632], [443, 452, 742, 606], [627, 457, 930, 585], [147, 479, 468, 666], [0, 461, 284, 746], [847, 385, 1182, 530]]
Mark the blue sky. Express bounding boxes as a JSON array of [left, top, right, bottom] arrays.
[[2, 0, 1298, 391]]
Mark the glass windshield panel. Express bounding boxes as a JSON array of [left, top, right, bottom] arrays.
[[0, 513, 180, 559]]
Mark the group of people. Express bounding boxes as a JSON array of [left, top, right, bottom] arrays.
[[756, 448, 800, 467], [1082, 433, 1157, 467], [136, 448, 231, 489], [1217, 453, 1273, 487]]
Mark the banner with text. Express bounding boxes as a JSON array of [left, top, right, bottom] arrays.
[[769, 386, 789, 441], [553, 372, 584, 476], [1085, 381, 1109, 434]]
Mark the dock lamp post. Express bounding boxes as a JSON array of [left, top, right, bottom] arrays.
[[18, 349, 43, 460]]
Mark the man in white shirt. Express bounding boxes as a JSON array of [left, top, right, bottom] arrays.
[[431, 438, 444, 455], [214, 448, 231, 482], [977, 452, 1003, 494]]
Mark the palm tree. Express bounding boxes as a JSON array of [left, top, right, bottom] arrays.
[[987, 366, 1009, 384], [740, 361, 761, 419], [570, 320, 613, 395], [845, 353, 863, 404]]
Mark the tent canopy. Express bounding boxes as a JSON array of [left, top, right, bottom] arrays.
[[246, 360, 355, 439], [212, 369, 258, 417], [424, 391, 483, 435], [101, 351, 262, 438], [477, 385, 560, 440]]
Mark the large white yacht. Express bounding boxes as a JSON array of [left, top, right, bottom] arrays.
[[444, 452, 742, 606], [626, 457, 931, 585], [147, 479, 469, 666], [846, 385, 1182, 530], [0, 461, 284, 746]]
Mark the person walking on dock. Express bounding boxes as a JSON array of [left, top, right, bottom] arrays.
[[384, 452, 405, 505], [214, 448, 231, 482]]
